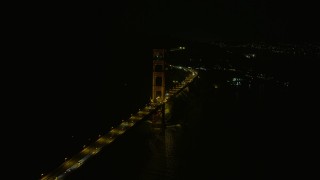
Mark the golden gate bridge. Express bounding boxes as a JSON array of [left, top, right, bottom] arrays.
[[41, 49, 198, 180]]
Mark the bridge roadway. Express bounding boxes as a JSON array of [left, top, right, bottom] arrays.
[[40, 66, 198, 180]]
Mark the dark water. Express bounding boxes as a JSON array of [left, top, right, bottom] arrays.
[[64, 62, 316, 180]]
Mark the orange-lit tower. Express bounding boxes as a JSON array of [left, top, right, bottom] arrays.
[[151, 49, 166, 130], [152, 49, 166, 103]]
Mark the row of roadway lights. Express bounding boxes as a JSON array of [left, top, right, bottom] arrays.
[[42, 87, 173, 178], [40, 130, 108, 178], [55, 80, 189, 176], [83, 106, 148, 149]]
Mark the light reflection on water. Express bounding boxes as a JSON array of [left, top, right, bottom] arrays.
[[141, 124, 182, 180]]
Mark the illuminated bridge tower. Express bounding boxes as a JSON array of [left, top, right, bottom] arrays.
[[152, 49, 166, 103], [151, 49, 166, 129]]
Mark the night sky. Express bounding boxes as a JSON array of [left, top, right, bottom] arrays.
[[96, 0, 319, 43], [22, 1, 317, 59]]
